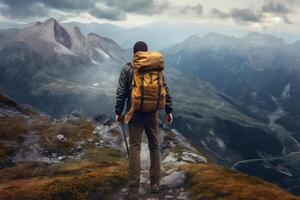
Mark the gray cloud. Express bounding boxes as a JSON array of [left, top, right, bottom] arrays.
[[211, 6, 292, 25], [210, 8, 229, 18], [103, 0, 153, 12], [0, 0, 170, 20], [286, 0, 300, 6], [89, 6, 126, 21], [262, 1, 292, 14], [211, 7, 264, 23], [281, 15, 293, 24], [181, 3, 203, 16], [138, 1, 170, 15], [101, 0, 169, 14], [1, 0, 93, 11], [0, 0, 296, 25], [45, 0, 94, 10], [0, 0, 94, 19], [1, 0, 38, 6], [230, 8, 264, 23], [0, 1, 49, 18], [260, 1, 293, 25]]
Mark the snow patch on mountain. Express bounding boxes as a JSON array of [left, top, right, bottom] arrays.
[[215, 137, 226, 151], [268, 106, 287, 125], [95, 47, 111, 59], [281, 83, 291, 99]]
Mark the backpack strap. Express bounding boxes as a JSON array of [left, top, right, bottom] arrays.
[[156, 70, 161, 110], [125, 62, 135, 87], [126, 62, 134, 68], [140, 71, 145, 111], [126, 62, 135, 70]]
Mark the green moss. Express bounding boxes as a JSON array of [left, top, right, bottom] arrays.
[[50, 147, 124, 177], [37, 119, 96, 155], [84, 147, 124, 166], [51, 160, 95, 176]]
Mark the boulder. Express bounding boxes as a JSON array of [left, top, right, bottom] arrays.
[[56, 134, 67, 142], [161, 171, 186, 188]]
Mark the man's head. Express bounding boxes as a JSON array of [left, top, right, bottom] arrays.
[[133, 41, 148, 54]]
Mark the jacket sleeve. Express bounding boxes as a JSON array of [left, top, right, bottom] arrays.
[[115, 66, 129, 115], [163, 75, 173, 113]]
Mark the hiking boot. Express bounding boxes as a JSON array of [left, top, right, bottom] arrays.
[[126, 187, 139, 200], [150, 184, 160, 193], [126, 192, 139, 200]]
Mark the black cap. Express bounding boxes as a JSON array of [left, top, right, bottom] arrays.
[[133, 41, 148, 54]]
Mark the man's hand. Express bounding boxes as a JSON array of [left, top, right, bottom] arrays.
[[115, 114, 124, 124], [164, 113, 173, 125]]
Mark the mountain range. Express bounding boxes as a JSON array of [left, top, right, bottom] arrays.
[[1, 17, 300, 196], [0, 17, 130, 117], [163, 31, 300, 146]]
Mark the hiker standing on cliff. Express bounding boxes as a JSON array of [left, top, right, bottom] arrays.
[[115, 41, 173, 199]]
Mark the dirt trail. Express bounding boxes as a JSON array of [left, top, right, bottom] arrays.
[[104, 124, 209, 200], [108, 169, 190, 200], [107, 136, 191, 200]]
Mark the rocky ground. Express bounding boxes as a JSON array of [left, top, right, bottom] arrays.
[[0, 93, 208, 200], [1, 93, 299, 200]]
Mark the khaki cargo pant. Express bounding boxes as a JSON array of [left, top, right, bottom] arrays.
[[128, 111, 160, 190]]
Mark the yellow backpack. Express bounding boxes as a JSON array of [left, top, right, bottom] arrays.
[[124, 51, 166, 123]]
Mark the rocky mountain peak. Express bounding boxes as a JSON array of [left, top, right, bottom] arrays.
[[244, 31, 285, 45], [52, 19, 72, 49], [35, 21, 42, 26], [87, 32, 104, 40], [181, 34, 201, 45], [292, 40, 300, 48], [177, 33, 237, 50], [73, 26, 83, 37], [202, 32, 237, 44], [44, 17, 58, 25], [204, 32, 227, 39], [31, 17, 72, 49]]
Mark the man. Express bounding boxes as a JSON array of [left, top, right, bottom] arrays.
[[115, 41, 173, 199]]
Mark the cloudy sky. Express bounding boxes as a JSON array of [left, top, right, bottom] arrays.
[[0, 0, 299, 37]]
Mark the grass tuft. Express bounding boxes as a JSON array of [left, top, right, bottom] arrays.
[[183, 163, 300, 200], [0, 165, 128, 200]]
